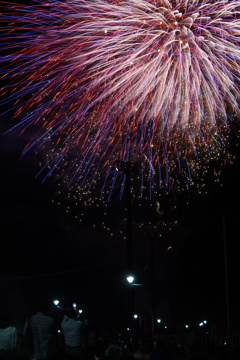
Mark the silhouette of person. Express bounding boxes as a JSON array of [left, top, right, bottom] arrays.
[[23, 299, 58, 360], [0, 310, 18, 359], [61, 304, 86, 360]]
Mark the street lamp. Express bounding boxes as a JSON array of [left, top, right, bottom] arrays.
[[53, 299, 64, 310], [127, 276, 135, 284]]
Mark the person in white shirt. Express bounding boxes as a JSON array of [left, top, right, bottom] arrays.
[[0, 310, 18, 359], [61, 305, 86, 360]]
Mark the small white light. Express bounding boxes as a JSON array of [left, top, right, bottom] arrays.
[[127, 276, 134, 283]]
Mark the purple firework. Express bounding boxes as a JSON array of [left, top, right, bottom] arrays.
[[1, 0, 240, 199]]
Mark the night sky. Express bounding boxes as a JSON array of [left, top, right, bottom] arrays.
[[1, 121, 240, 335]]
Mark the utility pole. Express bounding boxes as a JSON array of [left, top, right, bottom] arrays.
[[116, 160, 138, 329], [147, 228, 157, 341], [222, 214, 230, 343]]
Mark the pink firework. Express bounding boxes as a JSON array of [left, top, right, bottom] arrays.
[[1, 0, 240, 198]]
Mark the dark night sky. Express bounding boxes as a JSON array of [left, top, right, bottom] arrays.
[[1, 120, 240, 335]]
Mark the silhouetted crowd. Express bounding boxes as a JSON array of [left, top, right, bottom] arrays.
[[1, 299, 240, 360]]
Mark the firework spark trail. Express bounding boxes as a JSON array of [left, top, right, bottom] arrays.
[[1, 0, 240, 198]]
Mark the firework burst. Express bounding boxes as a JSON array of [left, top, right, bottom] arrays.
[[1, 0, 240, 200]]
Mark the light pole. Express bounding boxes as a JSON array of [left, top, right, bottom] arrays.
[[116, 160, 138, 329], [222, 214, 230, 342], [147, 229, 157, 340]]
